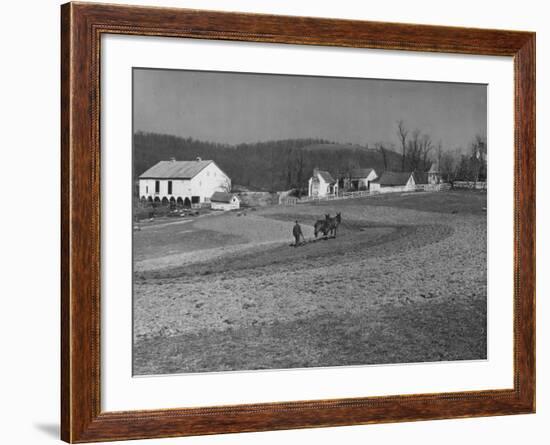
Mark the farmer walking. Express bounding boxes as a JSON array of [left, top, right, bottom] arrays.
[[293, 220, 304, 247]]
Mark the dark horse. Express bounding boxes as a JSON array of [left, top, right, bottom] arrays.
[[326, 212, 342, 238], [314, 214, 331, 239]]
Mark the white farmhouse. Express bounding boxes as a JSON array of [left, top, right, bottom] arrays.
[[139, 157, 230, 207], [210, 192, 241, 211], [308, 168, 338, 197]]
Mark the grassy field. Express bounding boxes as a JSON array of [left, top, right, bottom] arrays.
[[133, 190, 487, 375]]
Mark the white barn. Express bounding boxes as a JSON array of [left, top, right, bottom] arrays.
[[139, 158, 230, 207], [210, 192, 241, 211], [308, 168, 338, 197]]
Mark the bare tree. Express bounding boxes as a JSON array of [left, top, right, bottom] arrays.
[[396, 120, 408, 171], [435, 140, 443, 170], [404, 129, 433, 172], [220, 176, 232, 193], [376, 142, 389, 171], [420, 134, 433, 170], [440, 147, 462, 188], [469, 134, 487, 184], [336, 159, 359, 191], [406, 129, 422, 172]]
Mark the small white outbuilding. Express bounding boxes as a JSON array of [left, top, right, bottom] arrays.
[[210, 192, 241, 211], [349, 168, 378, 190]]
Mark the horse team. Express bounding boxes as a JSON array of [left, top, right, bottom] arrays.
[[314, 212, 342, 239], [292, 212, 342, 247]]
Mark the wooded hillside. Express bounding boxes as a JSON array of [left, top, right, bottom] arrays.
[[134, 132, 418, 192]]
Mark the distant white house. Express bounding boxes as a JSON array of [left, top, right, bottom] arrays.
[[308, 168, 338, 197], [139, 157, 230, 207], [347, 168, 378, 191], [210, 192, 241, 211], [370, 171, 416, 192]]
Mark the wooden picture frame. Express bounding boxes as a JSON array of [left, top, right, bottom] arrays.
[[61, 2, 535, 442]]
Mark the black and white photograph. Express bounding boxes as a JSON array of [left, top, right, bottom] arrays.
[[132, 68, 488, 376], [2, 0, 545, 443]]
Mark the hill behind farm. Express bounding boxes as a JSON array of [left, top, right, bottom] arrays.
[[133, 132, 407, 192]]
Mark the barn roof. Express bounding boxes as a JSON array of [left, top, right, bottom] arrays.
[[413, 171, 429, 184], [373, 171, 413, 186], [350, 168, 375, 179], [428, 163, 439, 173], [316, 170, 336, 183], [139, 159, 213, 179], [210, 192, 238, 203]]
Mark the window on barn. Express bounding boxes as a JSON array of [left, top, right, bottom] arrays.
[[146, 185, 148, 194], [155, 180, 160, 193], [168, 181, 172, 195]]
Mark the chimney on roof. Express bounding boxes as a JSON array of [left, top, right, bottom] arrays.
[[169, 157, 176, 162], [313, 167, 319, 177], [196, 156, 202, 162]]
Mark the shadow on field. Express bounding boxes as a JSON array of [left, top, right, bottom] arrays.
[[133, 293, 486, 375]]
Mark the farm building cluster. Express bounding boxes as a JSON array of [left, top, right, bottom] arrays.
[[138, 157, 443, 211], [307, 163, 440, 197]]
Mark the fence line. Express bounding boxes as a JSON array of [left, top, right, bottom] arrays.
[[280, 183, 452, 206], [453, 181, 487, 190]]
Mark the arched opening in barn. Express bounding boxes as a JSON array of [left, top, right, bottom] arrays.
[[184, 197, 191, 208], [161, 197, 169, 206], [176, 197, 184, 207], [147, 196, 153, 203]]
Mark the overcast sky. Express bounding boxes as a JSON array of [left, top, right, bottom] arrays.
[[133, 68, 486, 151]]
